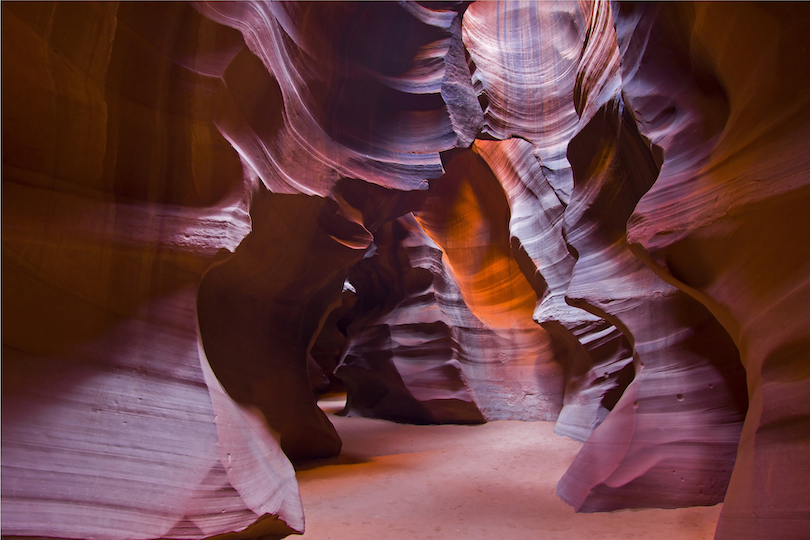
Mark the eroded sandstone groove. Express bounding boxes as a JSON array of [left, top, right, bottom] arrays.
[[3, 1, 809, 539]]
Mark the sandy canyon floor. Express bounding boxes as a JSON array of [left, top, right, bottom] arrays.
[[293, 396, 722, 539]]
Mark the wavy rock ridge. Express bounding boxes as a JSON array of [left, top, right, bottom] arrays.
[[3, 1, 809, 539]]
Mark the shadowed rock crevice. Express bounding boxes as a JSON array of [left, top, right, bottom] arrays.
[[198, 178, 429, 461], [197, 189, 357, 461]]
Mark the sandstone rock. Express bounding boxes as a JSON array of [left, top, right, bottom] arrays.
[[462, 2, 637, 443], [414, 148, 564, 420], [335, 214, 484, 424], [198, 179, 426, 460], [463, 0, 590, 198], [556, 96, 748, 511], [475, 138, 633, 442], [2, 2, 303, 537], [4, 1, 810, 537], [334, 144, 572, 424], [614, 3, 810, 537], [308, 287, 357, 394], [195, 0, 479, 195], [337, 206, 561, 424]]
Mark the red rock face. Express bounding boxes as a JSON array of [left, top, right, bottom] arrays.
[[557, 96, 747, 511], [194, 1, 480, 195], [3, 1, 810, 539], [336, 154, 564, 424], [335, 214, 487, 425], [613, 3, 810, 538], [475, 137, 635, 442], [2, 3, 303, 537]]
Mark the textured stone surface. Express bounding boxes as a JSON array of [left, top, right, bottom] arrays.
[[336, 214, 486, 424], [464, 1, 636, 443], [463, 0, 589, 197], [556, 96, 747, 512], [336, 207, 561, 424], [413, 148, 564, 420], [1, 1, 478, 537], [198, 180, 426, 460], [4, 1, 810, 538], [475, 137, 633, 442], [614, 3, 810, 537], [2, 2, 303, 538], [194, 1, 479, 195]]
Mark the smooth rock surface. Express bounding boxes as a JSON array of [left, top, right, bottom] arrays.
[[557, 97, 747, 512], [4, 1, 810, 538], [2, 2, 304, 537], [337, 208, 562, 423], [414, 148, 564, 420], [195, 1, 477, 195], [614, 3, 810, 537], [475, 138, 634, 442]]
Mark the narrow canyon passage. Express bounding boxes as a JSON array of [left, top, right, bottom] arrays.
[[4, 2, 810, 539], [295, 397, 721, 540]]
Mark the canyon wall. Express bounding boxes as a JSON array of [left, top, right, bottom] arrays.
[[614, 3, 810, 537], [3, 1, 809, 539], [2, 3, 304, 538]]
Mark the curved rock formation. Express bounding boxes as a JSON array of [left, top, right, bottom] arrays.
[[475, 138, 634, 442], [463, 0, 589, 196], [336, 214, 486, 424], [4, 1, 810, 538], [194, 0, 480, 195], [2, 2, 303, 537], [2, 2, 480, 536], [556, 96, 748, 512], [413, 148, 563, 420], [463, 2, 636, 444], [337, 193, 562, 423], [614, 3, 810, 537], [187, 0, 480, 458], [198, 179, 426, 460]]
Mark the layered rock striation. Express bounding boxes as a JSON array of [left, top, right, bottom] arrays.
[[4, 1, 810, 539], [614, 3, 810, 538], [336, 214, 487, 425], [556, 96, 747, 512], [475, 137, 634, 442], [337, 164, 564, 424], [3, 3, 304, 537]]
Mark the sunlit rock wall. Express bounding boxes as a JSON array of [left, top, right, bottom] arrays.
[[475, 137, 634, 442], [465, 2, 636, 443], [336, 163, 564, 424]]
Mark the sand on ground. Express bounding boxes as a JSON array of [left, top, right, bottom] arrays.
[[293, 396, 721, 540]]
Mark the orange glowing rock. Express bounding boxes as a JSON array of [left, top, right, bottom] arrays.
[[416, 148, 540, 331]]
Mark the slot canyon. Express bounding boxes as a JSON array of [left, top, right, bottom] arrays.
[[2, 2, 809, 539]]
